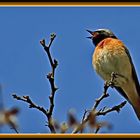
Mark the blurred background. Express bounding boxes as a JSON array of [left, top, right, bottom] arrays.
[[0, 6, 140, 133]]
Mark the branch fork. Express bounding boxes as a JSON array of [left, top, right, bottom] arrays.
[[13, 33, 58, 133], [72, 72, 127, 133]]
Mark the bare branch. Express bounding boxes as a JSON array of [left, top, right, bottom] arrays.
[[72, 72, 127, 133], [94, 125, 101, 134], [96, 101, 127, 116], [92, 72, 117, 111], [40, 33, 58, 133], [92, 91, 109, 111], [12, 95, 48, 116], [82, 110, 89, 123], [40, 33, 57, 77], [13, 33, 58, 133], [9, 121, 19, 134]]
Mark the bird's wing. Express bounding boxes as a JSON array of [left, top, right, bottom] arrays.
[[115, 86, 130, 102], [124, 47, 140, 96], [114, 46, 140, 102]]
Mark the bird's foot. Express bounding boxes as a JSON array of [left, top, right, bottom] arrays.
[[104, 72, 117, 89]]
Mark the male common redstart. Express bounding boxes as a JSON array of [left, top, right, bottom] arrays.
[[87, 28, 140, 120]]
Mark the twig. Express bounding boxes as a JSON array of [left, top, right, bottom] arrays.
[[82, 110, 89, 123], [92, 72, 117, 111], [79, 109, 89, 133], [72, 72, 127, 133], [94, 125, 101, 134], [92, 91, 109, 111], [9, 121, 19, 134], [72, 81, 110, 134], [40, 34, 57, 77], [12, 95, 48, 116], [13, 33, 58, 133], [94, 122, 110, 134], [40, 33, 58, 133], [96, 101, 127, 116], [4, 107, 20, 133], [12, 94, 56, 133]]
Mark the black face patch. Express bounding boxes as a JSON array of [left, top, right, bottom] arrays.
[[92, 30, 117, 46]]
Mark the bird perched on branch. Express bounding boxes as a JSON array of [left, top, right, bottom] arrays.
[[87, 28, 140, 120]]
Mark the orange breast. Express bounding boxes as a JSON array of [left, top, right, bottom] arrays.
[[93, 38, 126, 61], [92, 38, 132, 83]]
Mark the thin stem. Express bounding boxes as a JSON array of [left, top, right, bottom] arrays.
[[72, 72, 127, 134], [13, 33, 58, 133]]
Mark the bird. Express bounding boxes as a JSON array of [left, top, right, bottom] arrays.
[[87, 28, 140, 120]]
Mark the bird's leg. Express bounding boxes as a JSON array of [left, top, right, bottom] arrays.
[[104, 72, 117, 91], [108, 72, 126, 88], [109, 72, 117, 87], [104, 81, 110, 94]]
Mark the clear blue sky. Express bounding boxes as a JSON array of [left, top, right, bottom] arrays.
[[0, 6, 140, 133]]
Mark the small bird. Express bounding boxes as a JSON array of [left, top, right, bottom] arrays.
[[87, 28, 140, 120]]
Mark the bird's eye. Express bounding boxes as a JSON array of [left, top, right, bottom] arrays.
[[93, 32, 99, 38]]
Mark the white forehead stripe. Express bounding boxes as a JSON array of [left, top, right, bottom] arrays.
[[95, 28, 111, 32]]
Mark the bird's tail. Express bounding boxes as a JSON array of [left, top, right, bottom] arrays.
[[132, 100, 140, 121], [122, 80, 140, 121]]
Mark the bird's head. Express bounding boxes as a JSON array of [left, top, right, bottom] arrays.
[[87, 29, 117, 46]]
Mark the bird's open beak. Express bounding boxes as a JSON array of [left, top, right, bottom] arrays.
[[86, 30, 94, 39], [87, 29, 100, 39], [86, 36, 92, 39], [86, 30, 93, 35]]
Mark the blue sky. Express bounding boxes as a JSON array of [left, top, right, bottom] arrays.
[[0, 6, 140, 133]]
